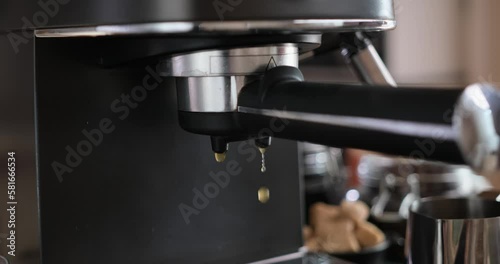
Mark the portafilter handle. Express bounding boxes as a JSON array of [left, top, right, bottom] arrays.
[[237, 66, 500, 175]]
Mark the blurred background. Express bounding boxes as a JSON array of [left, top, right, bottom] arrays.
[[387, 0, 500, 184], [301, 0, 500, 185], [387, 0, 500, 87], [388, 0, 500, 184], [299, 1, 500, 262]]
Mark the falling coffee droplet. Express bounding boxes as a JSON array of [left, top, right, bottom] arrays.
[[258, 147, 267, 173], [214, 152, 226, 163], [258, 187, 270, 204]]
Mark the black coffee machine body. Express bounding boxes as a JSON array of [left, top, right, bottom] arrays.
[[0, 1, 396, 263], [2, 1, 500, 264]]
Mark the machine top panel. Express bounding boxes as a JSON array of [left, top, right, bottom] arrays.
[[1, 0, 395, 36]]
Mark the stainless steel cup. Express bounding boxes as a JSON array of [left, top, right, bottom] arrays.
[[406, 197, 500, 264]]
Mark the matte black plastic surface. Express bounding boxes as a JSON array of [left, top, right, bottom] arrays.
[[238, 66, 466, 164], [95, 34, 321, 66], [240, 113, 465, 164], [240, 67, 463, 125], [0, 33, 41, 264], [0, 0, 394, 31], [34, 37, 303, 264]]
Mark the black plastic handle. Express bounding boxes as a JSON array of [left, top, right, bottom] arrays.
[[238, 66, 466, 164]]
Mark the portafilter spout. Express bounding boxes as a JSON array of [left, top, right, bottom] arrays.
[[237, 66, 500, 175]]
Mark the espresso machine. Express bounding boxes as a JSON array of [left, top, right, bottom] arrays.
[[1, 1, 500, 263]]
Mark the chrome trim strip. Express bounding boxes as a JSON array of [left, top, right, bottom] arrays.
[[160, 44, 299, 77], [238, 107, 456, 140], [351, 44, 398, 86], [35, 19, 396, 38], [247, 249, 306, 264]]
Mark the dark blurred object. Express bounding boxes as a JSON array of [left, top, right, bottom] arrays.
[[355, 155, 401, 207], [355, 156, 482, 263], [478, 190, 500, 200], [330, 240, 389, 264], [357, 156, 478, 220], [303, 144, 347, 223], [408, 162, 477, 201], [371, 171, 413, 222], [305, 253, 355, 264], [366, 160, 410, 264]]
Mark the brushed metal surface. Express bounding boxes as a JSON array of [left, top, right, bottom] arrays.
[[407, 198, 500, 264]]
